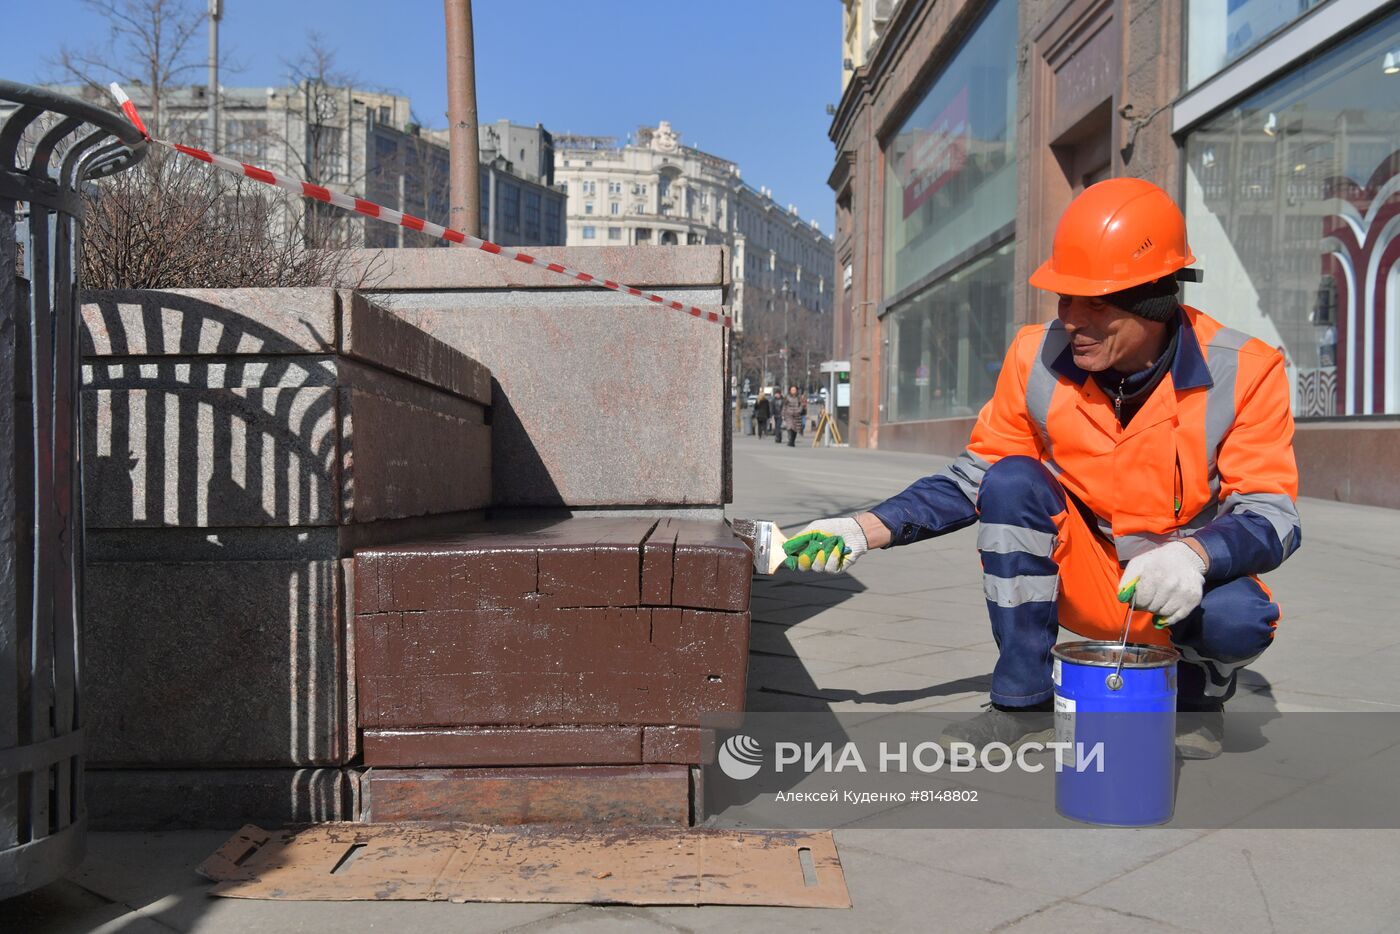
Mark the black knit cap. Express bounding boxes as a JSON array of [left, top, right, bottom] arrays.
[[1102, 275, 1180, 322]]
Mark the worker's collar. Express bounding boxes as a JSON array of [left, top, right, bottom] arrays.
[[1050, 307, 1213, 391]]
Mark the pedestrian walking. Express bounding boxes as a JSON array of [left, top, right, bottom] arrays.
[[753, 392, 771, 440], [780, 385, 806, 448]]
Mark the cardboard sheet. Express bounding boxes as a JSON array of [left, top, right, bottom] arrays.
[[199, 822, 850, 908]]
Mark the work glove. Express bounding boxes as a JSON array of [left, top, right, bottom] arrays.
[[1117, 540, 1207, 628], [783, 517, 868, 573]]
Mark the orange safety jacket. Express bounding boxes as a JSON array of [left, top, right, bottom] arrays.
[[870, 305, 1301, 599]]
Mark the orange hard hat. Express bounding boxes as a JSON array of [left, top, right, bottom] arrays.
[[1029, 178, 1195, 296]]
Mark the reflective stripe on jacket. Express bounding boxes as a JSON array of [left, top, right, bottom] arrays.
[[869, 306, 1301, 578]]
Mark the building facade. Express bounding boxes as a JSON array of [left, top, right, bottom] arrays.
[[56, 82, 565, 249], [829, 0, 1400, 506], [554, 121, 834, 334], [364, 120, 564, 249]]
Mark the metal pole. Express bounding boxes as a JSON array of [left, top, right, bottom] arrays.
[[782, 281, 790, 390], [444, 0, 481, 239], [208, 0, 221, 150]]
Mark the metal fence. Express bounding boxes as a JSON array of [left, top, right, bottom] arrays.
[[0, 80, 145, 899]]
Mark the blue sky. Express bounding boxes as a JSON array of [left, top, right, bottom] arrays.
[[8, 0, 842, 234]]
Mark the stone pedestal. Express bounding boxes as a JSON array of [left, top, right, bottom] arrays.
[[353, 516, 749, 824], [79, 288, 491, 825], [344, 246, 731, 511]]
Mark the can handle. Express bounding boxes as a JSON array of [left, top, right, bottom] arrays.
[[1107, 579, 1138, 691]]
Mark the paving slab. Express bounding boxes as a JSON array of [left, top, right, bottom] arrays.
[[833, 827, 1201, 899], [1075, 829, 1400, 933]]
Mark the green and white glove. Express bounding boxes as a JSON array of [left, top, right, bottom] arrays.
[[1117, 541, 1207, 628], [783, 517, 869, 573]]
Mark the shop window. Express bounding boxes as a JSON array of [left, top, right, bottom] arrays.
[[1183, 9, 1400, 416], [1186, 0, 1327, 89], [883, 242, 1013, 422], [881, 0, 1017, 300]]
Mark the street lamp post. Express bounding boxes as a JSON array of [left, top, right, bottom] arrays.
[[781, 279, 791, 391]]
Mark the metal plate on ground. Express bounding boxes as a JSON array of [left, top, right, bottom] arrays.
[[198, 822, 850, 908]]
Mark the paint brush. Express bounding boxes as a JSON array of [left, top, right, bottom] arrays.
[[728, 519, 791, 575]]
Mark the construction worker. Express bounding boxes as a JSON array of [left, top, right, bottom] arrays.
[[783, 178, 1299, 759]]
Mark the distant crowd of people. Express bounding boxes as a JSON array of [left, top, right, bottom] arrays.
[[751, 385, 811, 447]]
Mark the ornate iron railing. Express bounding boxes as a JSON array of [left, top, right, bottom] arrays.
[[0, 79, 145, 898]]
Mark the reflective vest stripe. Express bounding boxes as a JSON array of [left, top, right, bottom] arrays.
[[1025, 323, 1065, 452], [1220, 491, 1301, 557], [984, 574, 1060, 607], [1204, 327, 1251, 502], [977, 523, 1057, 557], [942, 450, 992, 502]]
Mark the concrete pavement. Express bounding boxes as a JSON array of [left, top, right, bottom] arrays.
[[5, 432, 1399, 932]]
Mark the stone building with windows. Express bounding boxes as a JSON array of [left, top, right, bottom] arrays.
[[554, 121, 833, 333], [829, 0, 1400, 506], [53, 82, 565, 249]]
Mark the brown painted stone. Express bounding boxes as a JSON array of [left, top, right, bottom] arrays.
[[355, 607, 748, 729], [355, 608, 654, 678], [367, 547, 539, 613], [363, 727, 643, 767], [669, 520, 752, 612], [641, 518, 679, 605], [353, 518, 751, 731], [642, 727, 716, 765], [362, 765, 690, 825], [359, 667, 744, 729]]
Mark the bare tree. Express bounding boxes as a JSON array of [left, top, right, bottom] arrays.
[[80, 154, 373, 289], [51, 0, 207, 139], [44, 2, 379, 289]]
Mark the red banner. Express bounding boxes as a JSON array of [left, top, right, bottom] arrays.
[[901, 87, 970, 219]]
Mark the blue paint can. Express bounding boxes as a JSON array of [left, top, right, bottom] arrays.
[[1051, 640, 1179, 827]]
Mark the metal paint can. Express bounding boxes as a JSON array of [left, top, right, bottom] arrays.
[[1051, 640, 1179, 827]]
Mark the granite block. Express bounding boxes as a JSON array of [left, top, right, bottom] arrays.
[[338, 387, 490, 523], [362, 727, 643, 767], [344, 245, 727, 292], [84, 386, 339, 528], [339, 289, 491, 405], [82, 288, 340, 357], [361, 765, 690, 825], [361, 294, 726, 507], [83, 559, 349, 767], [86, 768, 354, 830]]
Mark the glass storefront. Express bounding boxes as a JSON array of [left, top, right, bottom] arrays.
[[883, 0, 1016, 298], [881, 0, 1017, 424], [884, 242, 1014, 422], [1183, 10, 1400, 416], [1186, 0, 1327, 89]]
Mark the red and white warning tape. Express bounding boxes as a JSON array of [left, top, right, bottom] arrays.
[[109, 83, 730, 328]]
